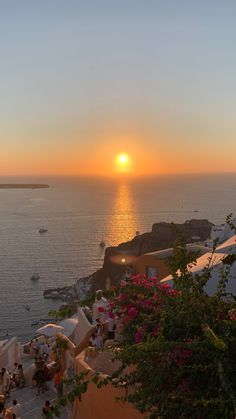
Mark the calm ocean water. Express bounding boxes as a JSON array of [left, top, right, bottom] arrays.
[[0, 174, 236, 342]]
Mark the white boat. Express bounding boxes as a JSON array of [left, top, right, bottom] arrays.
[[44, 291, 62, 299], [38, 228, 48, 233], [31, 273, 40, 281]]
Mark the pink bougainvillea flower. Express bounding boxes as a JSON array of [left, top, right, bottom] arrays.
[[152, 325, 160, 337], [128, 306, 138, 319], [132, 274, 146, 282], [122, 315, 130, 326], [120, 280, 127, 287], [118, 293, 127, 303], [167, 288, 181, 296], [159, 282, 171, 289], [228, 308, 236, 321], [135, 329, 143, 343], [134, 325, 147, 343], [141, 299, 154, 310], [98, 306, 105, 313]]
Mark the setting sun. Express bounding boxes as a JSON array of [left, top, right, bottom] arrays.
[[117, 153, 129, 165], [115, 153, 132, 173]]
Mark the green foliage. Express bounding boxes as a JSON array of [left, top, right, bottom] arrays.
[[103, 239, 236, 418], [53, 371, 90, 416], [226, 214, 236, 235], [54, 335, 69, 351], [223, 254, 236, 266], [55, 224, 236, 419], [203, 325, 227, 351], [48, 307, 73, 320]]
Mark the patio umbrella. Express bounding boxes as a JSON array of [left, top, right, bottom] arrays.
[[36, 323, 64, 337]]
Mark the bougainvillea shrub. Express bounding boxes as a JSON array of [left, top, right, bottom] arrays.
[[98, 247, 236, 419]]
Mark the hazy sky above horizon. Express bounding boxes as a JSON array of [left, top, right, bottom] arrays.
[[1, 1, 236, 176]]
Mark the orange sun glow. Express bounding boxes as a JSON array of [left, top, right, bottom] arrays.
[[115, 153, 132, 173], [117, 153, 129, 165]]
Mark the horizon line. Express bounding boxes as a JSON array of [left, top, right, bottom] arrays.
[[1, 171, 236, 178]]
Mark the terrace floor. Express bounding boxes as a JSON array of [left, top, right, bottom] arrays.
[[6, 383, 72, 418]]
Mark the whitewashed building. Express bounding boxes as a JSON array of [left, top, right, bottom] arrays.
[[162, 235, 236, 296]]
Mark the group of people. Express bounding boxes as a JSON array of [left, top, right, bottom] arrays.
[[32, 356, 52, 395], [0, 396, 54, 419], [0, 364, 25, 418], [0, 365, 25, 399], [0, 336, 65, 419], [89, 315, 117, 349], [29, 339, 51, 361], [0, 396, 21, 419]]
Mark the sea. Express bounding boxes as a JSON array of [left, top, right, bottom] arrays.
[[0, 174, 236, 342]]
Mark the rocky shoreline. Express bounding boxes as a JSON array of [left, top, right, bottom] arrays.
[[44, 219, 214, 304], [43, 276, 92, 303]]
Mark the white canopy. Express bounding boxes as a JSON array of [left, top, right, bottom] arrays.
[[161, 249, 236, 295], [215, 235, 236, 253], [59, 317, 78, 338], [0, 340, 8, 349], [36, 323, 64, 337]]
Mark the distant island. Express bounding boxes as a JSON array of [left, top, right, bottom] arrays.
[[0, 184, 49, 189]]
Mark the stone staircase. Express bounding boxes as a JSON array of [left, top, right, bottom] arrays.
[[6, 384, 72, 418]]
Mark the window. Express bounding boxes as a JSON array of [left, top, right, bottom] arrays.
[[145, 266, 157, 278]]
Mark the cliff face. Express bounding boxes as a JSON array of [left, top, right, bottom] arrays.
[[150, 219, 213, 251], [89, 219, 214, 293]]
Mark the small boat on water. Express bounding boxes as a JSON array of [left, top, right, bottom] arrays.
[[31, 273, 40, 281], [44, 291, 62, 299], [23, 305, 30, 311], [31, 319, 41, 326], [99, 240, 106, 248], [38, 228, 48, 234]]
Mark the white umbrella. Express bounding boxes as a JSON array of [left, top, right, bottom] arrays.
[[59, 317, 78, 338], [36, 323, 64, 337]]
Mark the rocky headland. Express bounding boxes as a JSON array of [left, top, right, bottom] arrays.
[[44, 219, 213, 303], [89, 219, 213, 293]]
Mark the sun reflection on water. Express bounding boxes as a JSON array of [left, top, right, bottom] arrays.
[[106, 182, 139, 245]]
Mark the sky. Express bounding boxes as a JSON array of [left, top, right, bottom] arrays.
[[1, 0, 236, 176]]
